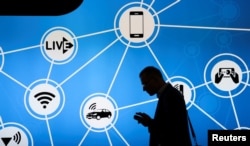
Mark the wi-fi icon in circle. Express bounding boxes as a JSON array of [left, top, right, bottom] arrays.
[[34, 92, 55, 109]]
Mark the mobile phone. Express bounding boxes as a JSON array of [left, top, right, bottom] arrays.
[[219, 68, 234, 77], [129, 11, 144, 38]]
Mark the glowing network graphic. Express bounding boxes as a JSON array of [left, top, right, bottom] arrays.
[[0, 0, 250, 146]]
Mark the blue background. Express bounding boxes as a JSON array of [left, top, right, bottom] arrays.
[[0, 0, 250, 145]]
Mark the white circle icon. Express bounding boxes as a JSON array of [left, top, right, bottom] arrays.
[[24, 79, 65, 120], [204, 53, 249, 98], [80, 93, 118, 132], [0, 127, 28, 146], [114, 2, 160, 48], [41, 27, 78, 64], [28, 84, 60, 115], [170, 76, 196, 109], [0, 123, 33, 146], [119, 7, 155, 43], [212, 60, 242, 91]]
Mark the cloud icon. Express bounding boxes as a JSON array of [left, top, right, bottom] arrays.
[[0, 0, 83, 15]]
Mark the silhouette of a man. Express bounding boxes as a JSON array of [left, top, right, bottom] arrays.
[[134, 66, 192, 146]]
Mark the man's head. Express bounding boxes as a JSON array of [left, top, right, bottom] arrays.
[[139, 66, 165, 96]]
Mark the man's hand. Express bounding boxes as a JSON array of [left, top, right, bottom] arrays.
[[133, 112, 152, 127]]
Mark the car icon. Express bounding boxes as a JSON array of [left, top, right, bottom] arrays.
[[86, 109, 112, 120]]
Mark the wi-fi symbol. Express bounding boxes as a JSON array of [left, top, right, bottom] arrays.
[[34, 91, 55, 109], [89, 103, 96, 110], [13, 131, 21, 144]]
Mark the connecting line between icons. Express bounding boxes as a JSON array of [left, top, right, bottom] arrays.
[[191, 82, 212, 90], [0, 116, 4, 129], [145, 40, 170, 80], [79, 128, 91, 146], [191, 101, 227, 130], [106, 42, 130, 98], [241, 81, 250, 87], [139, 0, 156, 9], [145, 0, 155, 10], [116, 99, 158, 111], [46, 60, 55, 83], [228, 92, 241, 129], [111, 123, 130, 146], [190, 81, 240, 130], [242, 71, 250, 86], [79, 124, 130, 146], [153, 0, 181, 17], [105, 127, 112, 146], [57, 37, 120, 88], [75, 28, 118, 40], [45, 115, 54, 146], [158, 24, 250, 32], [0, 45, 40, 55], [115, 90, 228, 131], [0, 70, 29, 90]]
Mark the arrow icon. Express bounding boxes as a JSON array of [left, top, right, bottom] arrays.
[[62, 37, 73, 54]]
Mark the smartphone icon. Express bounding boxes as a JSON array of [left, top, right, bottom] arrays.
[[129, 11, 144, 38]]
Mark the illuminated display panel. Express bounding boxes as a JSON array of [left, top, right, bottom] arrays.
[[0, 0, 250, 146]]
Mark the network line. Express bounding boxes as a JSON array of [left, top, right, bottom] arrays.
[[105, 127, 112, 146], [191, 102, 227, 130], [57, 36, 121, 88], [0, 70, 29, 90], [190, 80, 243, 130], [105, 41, 130, 98], [0, 116, 4, 129], [191, 82, 211, 90], [158, 24, 250, 32], [145, 0, 155, 10], [0, 45, 40, 55], [116, 98, 158, 111], [45, 114, 54, 146], [145, 40, 169, 80], [228, 92, 241, 129], [79, 123, 130, 146], [46, 59, 55, 84], [75, 28, 118, 40], [0, 45, 40, 90], [241, 81, 250, 87], [111, 123, 130, 146], [153, 0, 181, 17], [79, 127, 91, 146]]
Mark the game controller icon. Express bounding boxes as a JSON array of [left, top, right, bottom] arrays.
[[215, 67, 239, 84]]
